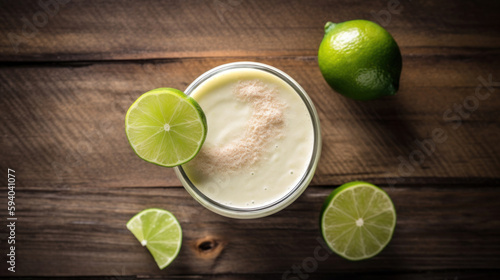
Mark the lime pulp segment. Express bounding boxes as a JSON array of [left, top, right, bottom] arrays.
[[126, 208, 182, 269], [125, 88, 207, 167], [321, 181, 396, 260]]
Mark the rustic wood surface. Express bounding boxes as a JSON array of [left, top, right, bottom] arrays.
[[1, 0, 499, 279]]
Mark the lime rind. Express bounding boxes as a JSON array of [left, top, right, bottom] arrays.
[[126, 208, 183, 269], [125, 88, 207, 167], [318, 20, 402, 101], [320, 181, 396, 261]]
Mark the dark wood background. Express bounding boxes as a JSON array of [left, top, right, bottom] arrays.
[[1, 0, 499, 279]]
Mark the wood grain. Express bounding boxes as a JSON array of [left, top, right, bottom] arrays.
[[0, 185, 499, 276], [5, 272, 500, 280], [0, 0, 499, 61], [1, 56, 499, 189], [1, 0, 499, 278], [4, 272, 500, 280]]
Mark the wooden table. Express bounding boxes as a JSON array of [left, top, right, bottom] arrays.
[[1, 0, 499, 279]]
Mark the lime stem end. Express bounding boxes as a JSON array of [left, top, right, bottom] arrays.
[[324, 22, 336, 34]]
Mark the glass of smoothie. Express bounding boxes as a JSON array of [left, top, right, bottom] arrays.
[[174, 62, 321, 218]]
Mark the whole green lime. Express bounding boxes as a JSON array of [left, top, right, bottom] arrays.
[[318, 20, 402, 100]]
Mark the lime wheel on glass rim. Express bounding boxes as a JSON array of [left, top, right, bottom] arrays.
[[125, 88, 207, 167]]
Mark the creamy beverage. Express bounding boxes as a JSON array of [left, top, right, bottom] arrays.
[[175, 62, 320, 218]]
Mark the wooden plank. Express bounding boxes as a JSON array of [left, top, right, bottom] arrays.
[[3, 271, 500, 280], [0, 185, 499, 276], [0, 0, 499, 61], [1, 56, 499, 189]]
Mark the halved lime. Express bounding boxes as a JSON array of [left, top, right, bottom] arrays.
[[125, 88, 207, 167], [321, 181, 396, 260], [126, 208, 182, 269]]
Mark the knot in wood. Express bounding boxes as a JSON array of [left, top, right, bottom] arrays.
[[194, 236, 225, 259]]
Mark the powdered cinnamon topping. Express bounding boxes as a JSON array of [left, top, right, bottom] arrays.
[[188, 79, 286, 174]]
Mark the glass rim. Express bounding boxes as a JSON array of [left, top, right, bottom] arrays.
[[175, 61, 321, 219]]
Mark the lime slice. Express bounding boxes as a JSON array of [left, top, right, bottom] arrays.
[[126, 208, 182, 269], [320, 181, 396, 261], [125, 88, 207, 167]]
